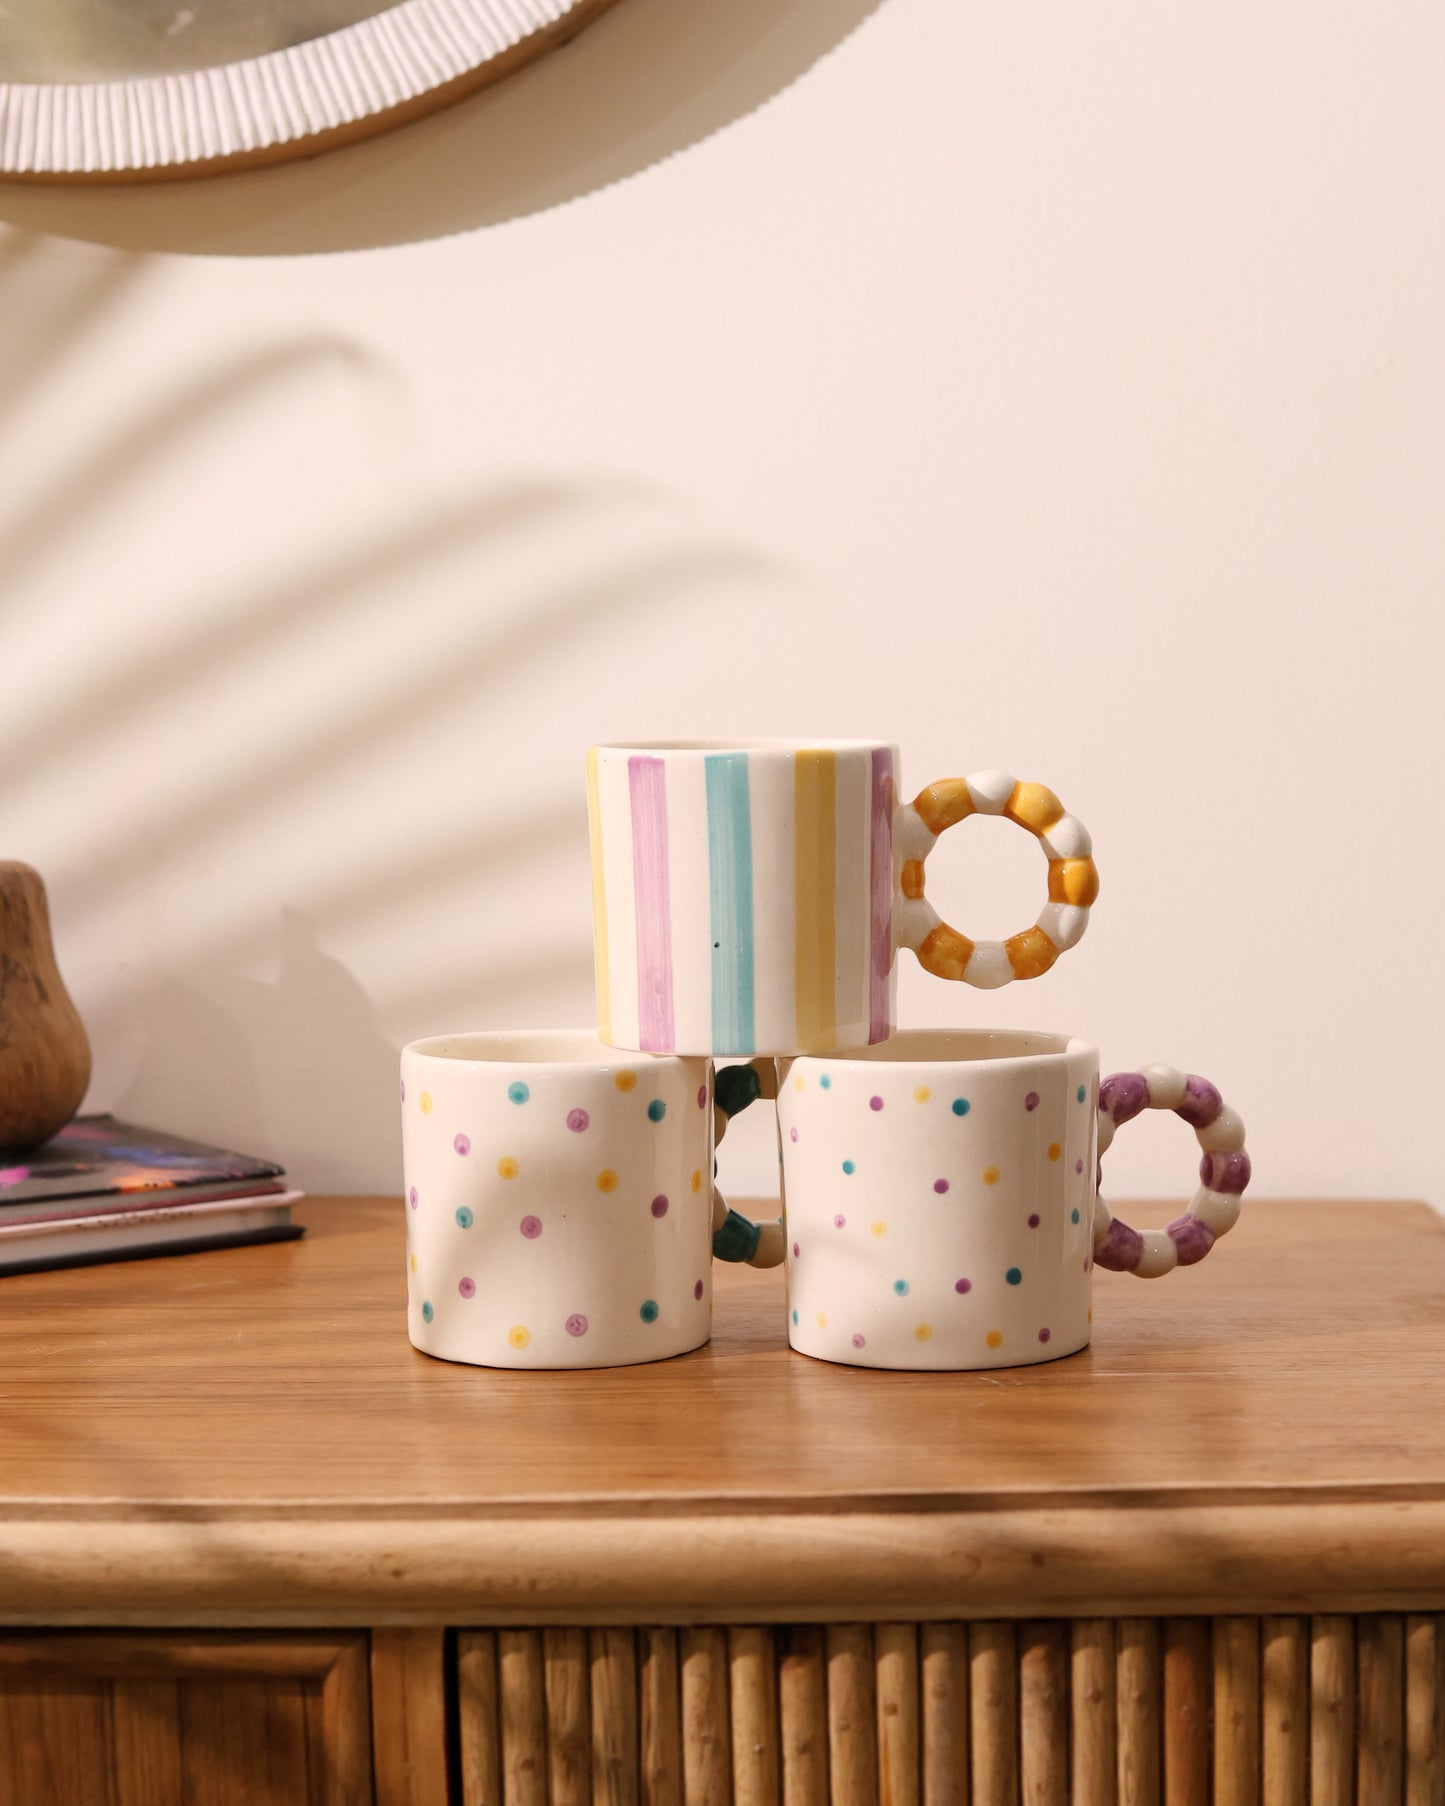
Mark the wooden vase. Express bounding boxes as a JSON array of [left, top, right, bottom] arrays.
[[0, 862, 91, 1157]]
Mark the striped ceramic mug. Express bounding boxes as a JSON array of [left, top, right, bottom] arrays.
[[585, 740, 1099, 1056]]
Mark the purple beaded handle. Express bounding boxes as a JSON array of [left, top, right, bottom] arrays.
[[1093, 1066, 1250, 1279]]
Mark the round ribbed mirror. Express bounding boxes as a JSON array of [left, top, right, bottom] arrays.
[[0, 0, 620, 181]]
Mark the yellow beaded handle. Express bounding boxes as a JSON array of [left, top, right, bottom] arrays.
[[895, 771, 1098, 988]]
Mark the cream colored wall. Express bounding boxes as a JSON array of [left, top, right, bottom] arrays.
[[2, 0, 1441, 1211]]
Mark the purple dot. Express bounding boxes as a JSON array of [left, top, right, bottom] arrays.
[[694, 1279, 705, 1300], [955, 1277, 972, 1294], [651, 1194, 669, 1218], [1076, 1158, 1084, 1175], [834, 1214, 846, 1228], [458, 1276, 476, 1299], [566, 1313, 589, 1337], [790, 1127, 799, 1142], [792, 1241, 800, 1258], [520, 1215, 542, 1239], [400, 1080, 406, 1101], [1025, 1091, 1040, 1111], [933, 1178, 949, 1194], [851, 1334, 867, 1349], [454, 1133, 471, 1156], [1038, 1327, 1051, 1343], [698, 1085, 707, 1109], [869, 1095, 884, 1111], [566, 1108, 590, 1133], [1028, 1213, 1040, 1228], [408, 1187, 418, 1209]]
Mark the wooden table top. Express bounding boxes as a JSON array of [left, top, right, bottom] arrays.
[[3, 1197, 1443, 1625]]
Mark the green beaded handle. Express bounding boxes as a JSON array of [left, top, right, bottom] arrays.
[[710, 1059, 784, 1268]]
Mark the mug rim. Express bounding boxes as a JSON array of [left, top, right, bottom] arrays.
[[592, 737, 895, 756], [402, 1029, 697, 1069], [783, 1029, 1093, 1072]]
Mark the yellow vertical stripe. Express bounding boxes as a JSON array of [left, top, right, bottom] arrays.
[[794, 749, 837, 1052], [585, 747, 612, 1042]]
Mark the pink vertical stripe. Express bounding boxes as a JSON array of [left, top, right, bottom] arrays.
[[868, 747, 895, 1042], [629, 755, 676, 1052]]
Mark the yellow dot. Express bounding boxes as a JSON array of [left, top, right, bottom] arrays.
[[794, 1074, 805, 1090], [691, 1170, 703, 1193], [986, 1330, 1004, 1349], [419, 1091, 432, 1114], [498, 1156, 518, 1179], [914, 1085, 932, 1103], [915, 1323, 933, 1342], [614, 1070, 637, 1092], [409, 1253, 417, 1273], [870, 1220, 887, 1237], [1047, 1143, 1062, 1162], [597, 1169, 618, 1192], [983, 1166, 1000, 1185], [508, 1326, 531, 1349], [816, 1312, 827, 1328]]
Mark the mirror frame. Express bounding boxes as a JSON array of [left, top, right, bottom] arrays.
[[0, 0, 620, 182]]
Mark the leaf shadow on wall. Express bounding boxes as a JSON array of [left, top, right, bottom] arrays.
[[0, 239, 778, 1191], [0, 0, 885, 256]]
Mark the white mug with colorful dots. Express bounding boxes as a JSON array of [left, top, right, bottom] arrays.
[[401, 1031, 776, 1370], [586, 741, 1100, 1057], [775, 1030, 1250, 1371]]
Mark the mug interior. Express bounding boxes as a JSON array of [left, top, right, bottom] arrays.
[[404, 1029, 659, 1066], [594, 738, 888, 755], [795, 1029, 1085, 1067]]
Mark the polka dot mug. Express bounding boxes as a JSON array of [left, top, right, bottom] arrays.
[[776, 1030, 1250, 1371], [401, 1032, 773, 1370]]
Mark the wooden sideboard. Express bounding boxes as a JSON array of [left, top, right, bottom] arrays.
[[1, 1197, 1441, 1804]]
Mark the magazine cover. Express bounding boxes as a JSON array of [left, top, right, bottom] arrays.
[[0, 1115, 285, 1205]]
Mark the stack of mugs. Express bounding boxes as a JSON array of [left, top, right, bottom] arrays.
[[401, 740, 1249, 1372]]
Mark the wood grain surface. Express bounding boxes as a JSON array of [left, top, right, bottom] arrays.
[[0, 1199, 1442, 1625]]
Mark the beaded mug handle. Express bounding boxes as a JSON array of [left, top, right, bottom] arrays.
[[895, 771, 1099, 989], [1093, 1066, 1250, 1278], [708, 1059, 784, 1269]]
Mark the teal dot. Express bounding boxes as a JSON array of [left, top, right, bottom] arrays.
[[455, 1206, 474, 1229], [820, 1075, 832, 1089], [647, 1099, 667, 1123], [952, 1097, 970, 1116], [509, 1082, 530, 1105], [792, 1308, 799, 1325], [421, 1300, 434, 1323], [842, 1159, 855, 1175], [1006, 1267, 1022, 1286], [1077, 1084, 1086, 1104], [640, 1299, 659, 1323], [893, 1279, 910, 1296], [1071, 1208, 1081, 1224]]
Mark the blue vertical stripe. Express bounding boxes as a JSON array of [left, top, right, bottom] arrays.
[[705, 752, 756, 1054]]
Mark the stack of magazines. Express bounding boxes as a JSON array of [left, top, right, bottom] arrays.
[[0, 1115, 304, 1276]]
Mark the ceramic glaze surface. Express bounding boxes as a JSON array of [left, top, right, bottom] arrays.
[[776, 1034, 1100, 1371], [587, 742, 1097, 1057], [401, 1033, 713, 1369]]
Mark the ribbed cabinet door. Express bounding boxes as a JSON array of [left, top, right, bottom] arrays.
[[457, 1618, 1445, 1806]]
